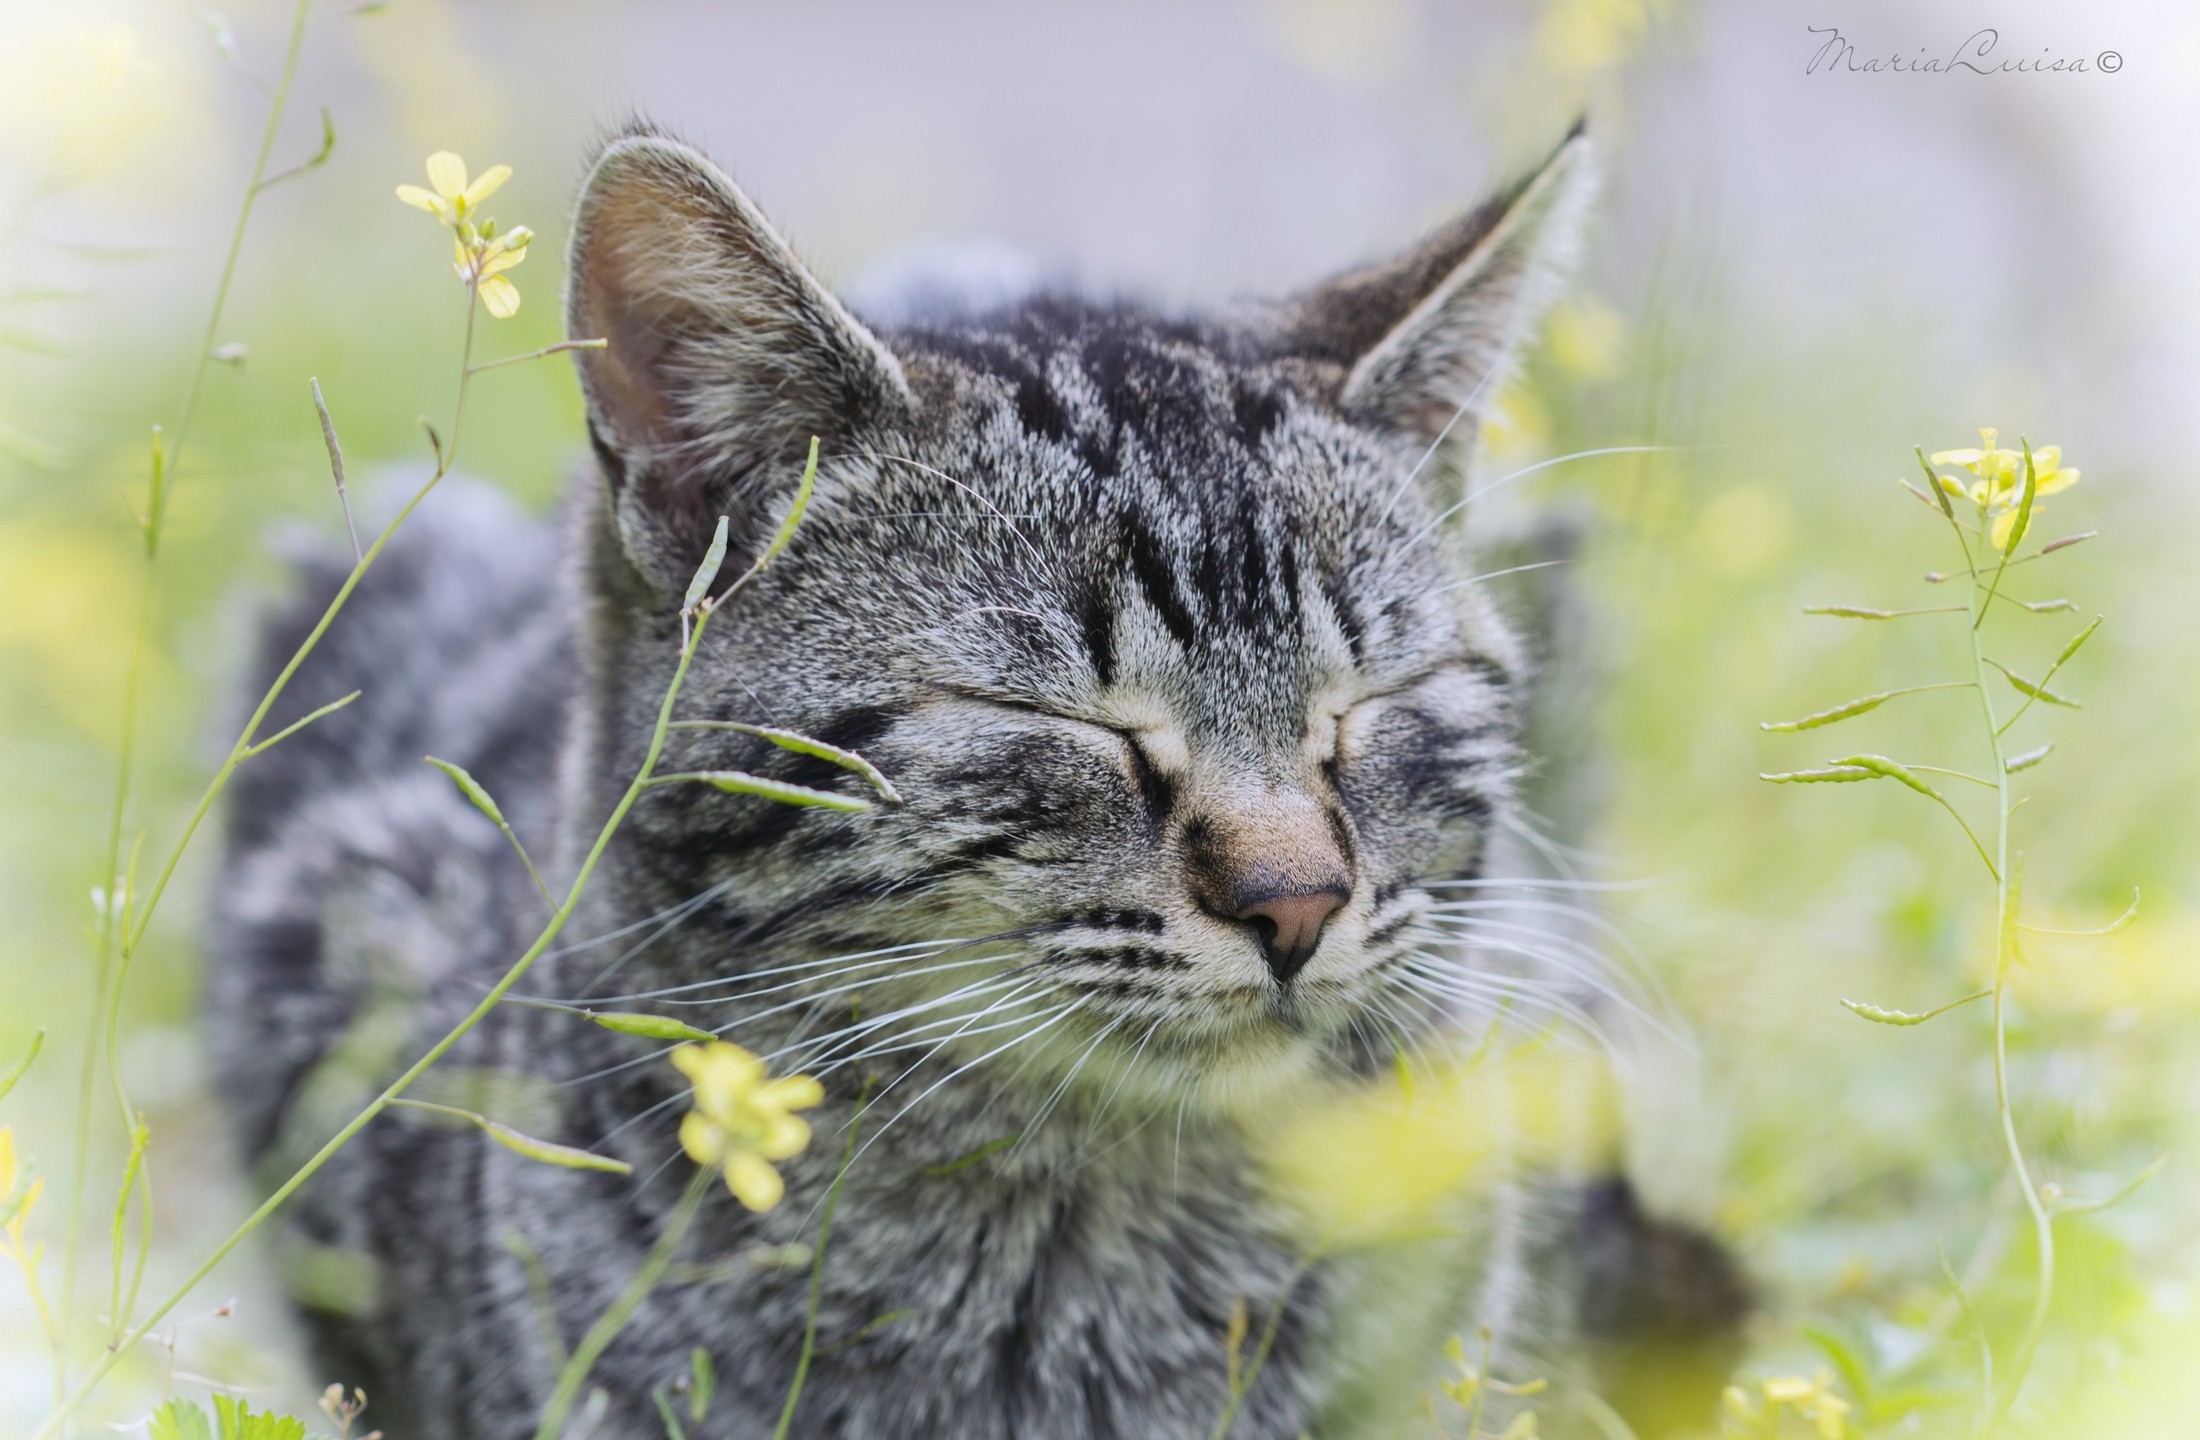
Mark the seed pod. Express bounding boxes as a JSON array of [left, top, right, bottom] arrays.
[[1988, 662, 2080, 708], [589, 1011, 717, 1044], [2005, 743, 2054, 774], [1761, 693, 1893, 731], [1758, 766, 1876, 783], [1827, 754, 1941, 798], [684, 515, 731, 615], [477, 1118, 634, 1174], [426, 756, 510, 830], [691, 770, 872, 812]]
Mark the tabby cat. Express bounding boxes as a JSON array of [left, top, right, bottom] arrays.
[[210, 122, 1741, 1438]]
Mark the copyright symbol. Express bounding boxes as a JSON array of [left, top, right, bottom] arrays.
[[2098, 50, 2123, 71]]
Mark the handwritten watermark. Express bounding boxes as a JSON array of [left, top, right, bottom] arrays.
[[1805, 27, 2122, 76]]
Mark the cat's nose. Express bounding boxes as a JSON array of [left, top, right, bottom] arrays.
[[1231, 884, 1347, 984]]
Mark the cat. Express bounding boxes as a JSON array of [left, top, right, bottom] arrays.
[[208, 120, 1742, 1438]]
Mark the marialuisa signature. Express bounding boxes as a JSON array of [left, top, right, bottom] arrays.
[[1805, 26, 2123, 76]]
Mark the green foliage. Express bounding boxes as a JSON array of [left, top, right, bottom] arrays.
[[148, 1396, 310, 1440]]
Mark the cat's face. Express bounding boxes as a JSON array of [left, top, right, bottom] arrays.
[[567, 129, 1591, 1109]]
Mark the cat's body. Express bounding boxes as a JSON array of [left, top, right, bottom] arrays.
[[210, 126, 1741, 1437]]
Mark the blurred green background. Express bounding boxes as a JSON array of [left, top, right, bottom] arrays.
[[2, 0, 2195, 1431]]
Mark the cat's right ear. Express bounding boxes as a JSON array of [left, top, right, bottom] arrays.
[[566, 129, 916, 600]]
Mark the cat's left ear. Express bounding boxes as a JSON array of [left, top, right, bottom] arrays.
[[1279, 125, 1595, 444]]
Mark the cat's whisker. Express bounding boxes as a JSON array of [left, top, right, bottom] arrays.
[[1417, 876, 1659, 893], [1429, 558, 1575, 595], [1016, 1014, 1129, 1153], [1396, 955, 1615, 1054], [1413, 918, 1683, 1045], [1082, 1014, 1168, 1144], [829, 997, 1093, 1185], [543, 936, 960, 1007], [1417, 912, 1656, 1006], [575, 880, 739, 991], [544, 879, 734, 962], [1406, 443, 1717, 552], [552, 950, 1025, 1089], [775, 971, 1046, 1072], [805, 986, 1057, 1079], [1421, 898, 1680, 1020]]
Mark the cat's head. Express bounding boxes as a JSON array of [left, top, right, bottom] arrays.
[[565, 124, 1592, 1110]]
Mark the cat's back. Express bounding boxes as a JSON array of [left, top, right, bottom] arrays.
[[207, 481, 571, 1162]]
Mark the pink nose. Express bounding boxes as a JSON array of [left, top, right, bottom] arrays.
[[1235, 888, 1346, 984]]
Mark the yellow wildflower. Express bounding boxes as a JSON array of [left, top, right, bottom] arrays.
[[1928, 428, 2080, 550], [396, 150, 509, 226], [671, 1042, 823, 1212], [396, 151, 532, 318], [1748, 1370, 1849, 1440]]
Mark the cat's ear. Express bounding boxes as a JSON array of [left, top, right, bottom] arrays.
[[1280, 126, 1594, 445], [566, 128, 915, 597]]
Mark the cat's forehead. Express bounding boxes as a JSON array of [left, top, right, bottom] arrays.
[[849, 299, 1477, 733]]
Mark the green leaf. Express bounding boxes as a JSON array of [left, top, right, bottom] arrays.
[[148, 1400, 215, 1440], [211, 1394, 308, 1440], [590, 1011, 718, 1044], [426, 755, 511, 829], [691, 770, 872, 812], [1841, 991, 1988, 1026], [684, 515, 731, 615], [689, 1346, 716, 1422]]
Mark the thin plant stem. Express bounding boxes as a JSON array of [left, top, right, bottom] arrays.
[[34, 525, 726, 1436], [1964, 546, 2054, 1431], [1207, 1243, 1324, 1440], [774, 1079, 872, 1440], [532, 1168, 715, 1440], [59, 0, 314, 1408], [468, 336, 606, 375]]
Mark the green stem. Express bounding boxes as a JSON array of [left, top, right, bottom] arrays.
[[1966, 557, 2053, 1432], [1207, 1244, 1324, 1440], [532, 1169, 714, 1440], [152, 0, 312, 543], [774, 1080, 872, 1440], [59, 0, 314, 1410]]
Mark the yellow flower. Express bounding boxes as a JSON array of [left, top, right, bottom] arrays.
[[396, 151, 531, 318], [1752, 1370, 1849, 1440], [1, 1125, 43, 1256], [396, 150, 510, 226], [1928, 428, 2080, 550], [670, 1042, 824, 1212], [452, 224, 533, 319]]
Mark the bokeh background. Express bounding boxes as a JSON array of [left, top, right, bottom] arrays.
[[3, 0, 2196, 1431]]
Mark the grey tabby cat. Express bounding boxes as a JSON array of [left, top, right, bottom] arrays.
[[210, 122, 1741, 1438]]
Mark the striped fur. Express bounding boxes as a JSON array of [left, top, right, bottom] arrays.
[[207, 122, 1739, 1438]]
